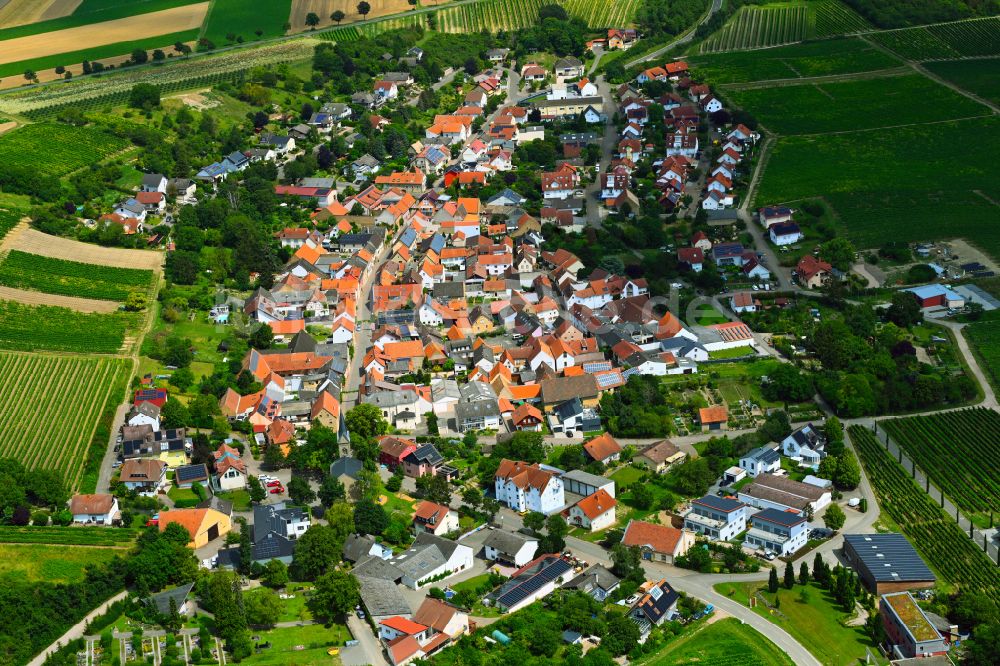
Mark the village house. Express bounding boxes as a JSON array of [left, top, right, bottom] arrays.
[[494, 459, 565, 514], [621, 519, 695, 564], [412, 501, 459, 537]]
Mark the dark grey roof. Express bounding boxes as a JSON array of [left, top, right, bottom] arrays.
[[565, 564, 620, 593], [483, 529, 536, 556], [455, 400, 500, 421], [357, 576, 411, 617], [330, 456, 363, 479], [752, 508, 807, 527], [552, 397, 584, 420], [253, 503, 305, 545], [693, 494, 744, 513], [252, 531, 296, 561], [197, 496, 233, 516], [404, 444, 444, 467], [634, 580, 678, 624], [175, 464, 208, 484], [743, 445, 780, 465], [148, 583, 193, 615], [844, 533, 935, 583], [141, 173, 165, 187], [353, 555, 403, 581], [343, 533, 378, 563]]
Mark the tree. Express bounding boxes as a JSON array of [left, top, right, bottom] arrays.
[[305, 12, 320, 28], [823, 503, 846, 531], [331, 10, 345, 23], [354, 498, 388, 535], [833, 451, 860, 490], [170, 367, 194, 391], [160, 400, 189, 429], [799, 562, 810, 585], [345, 404, 388, 443], [288, 477, 316, 506], [630, 484, 654, 510], [523, 511, 545, 534], [124, 291, 148, 312], [244, 588, 282, 627], [318, 475, 345, 506], [416, 473, 451, 505], [818, 237, 856, 271], [263, 444, 285, 471], [813, 552, 828, 586], [610, 543, 642, 580], [23, 69, 37, 83], [357, 1, 371, 18], [129, 83, 160, 110], [261, 559, 289, 589], [248, 475, 267, 504], [885, 291, 923, 328], [292, 525, 343, 580], [545, 514, 568, 547], [163, 597, 183, 633], [152, 49, 165, 61], [768, 566, 779, 593], [308, 570, 360, 621]]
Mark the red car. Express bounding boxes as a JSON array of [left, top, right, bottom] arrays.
[[266, 480, 282, 488], [269, 486, 285, 494]]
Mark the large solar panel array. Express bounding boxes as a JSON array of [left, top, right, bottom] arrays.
[[582, 360, 613, 373], [497, 558, 572, 609], [596, 370, 624, 388], [844, 534, 936, 583]]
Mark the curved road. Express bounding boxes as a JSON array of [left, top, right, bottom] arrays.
[[624, 0, 724, 69]]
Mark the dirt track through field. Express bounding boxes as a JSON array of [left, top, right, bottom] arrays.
[[3, 224, 164, 271], [0, 2, 208, 65], [287, 0, 450, 32], [0, 0, 79, 29], [0, 285, 119, 312]]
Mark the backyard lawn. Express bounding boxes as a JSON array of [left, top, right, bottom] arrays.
[[609, 466, 645, 489], [0, 543, 126, 583], [242, 622, 350, 666], [645, 617, 794, 665], [216, 489, 253, 511], [713, 581, 879, 666]]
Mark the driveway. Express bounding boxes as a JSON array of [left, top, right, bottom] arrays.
[[342, 614, 388, 666]]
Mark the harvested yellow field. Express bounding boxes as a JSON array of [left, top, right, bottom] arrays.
[[288, 0, 450, 32], [0, 0, 81, 29], [0, 2, 209, 65], [5, 226, 164, 271]]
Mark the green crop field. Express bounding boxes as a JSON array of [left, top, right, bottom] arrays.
[[727, 73, 988, 134], [689, 36, 899, 84], [755, 116, 1000, 257], [850, 426, 1000, 611], [0, 0, 203, 41], [882, 409, 1000, 526], [867, 16, 1000, 60], [698, 0, 871, 53], [923, 58, 1000, 106], [0, 123, 129, 178], [649, 618, 794, 665], [0, 526, 137, 546], [0, 543, 126, 583], [0, 250, 155, 301], [965, 318, 1000, 391], [201, 0, 293, 45], [0, 208, 22, 243], [0, 351, 130, 487], [0, 300, 135, 353]]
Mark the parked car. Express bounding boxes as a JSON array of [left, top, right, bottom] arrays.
[[269, 486, 285, 494], [266, 480, 282, 488]]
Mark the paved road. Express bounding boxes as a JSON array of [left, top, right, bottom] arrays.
[[624, 0, 724, 69], [584, 75, 617, 229], [97, 402, 129, 493], [342, 614, 388, 666]]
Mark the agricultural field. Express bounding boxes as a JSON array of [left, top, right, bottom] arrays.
[[649, 618, 794, 665], [850, 425, 1000, 610], [966, 317, 1000, 391], [201, 0, 293, 44], [698, 0, 871, 53], [689, 36, 900, 84], [726, 73, 988, 135], [0, 526, 137, 546], [881, 410, 1000, 526], [867, 16, 1000, 60], [754, 116, 1000, 258], [0, 123, 129, 178], [0, 39, 317, 117], [0, 208, 22, 243], [411, 0, 640, 34], [923, 58, 1000, 106], [0, 543, 126, 583], [0, 250, 155, 301], [0, 300, 134, 353], [0, 0, 204, 41], [0, 351, 130, 487]]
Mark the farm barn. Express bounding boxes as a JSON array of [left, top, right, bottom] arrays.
[[903, 284, 965, 309]]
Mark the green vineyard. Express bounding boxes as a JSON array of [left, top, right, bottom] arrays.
[[0, 123, 129, 177], [319, 0, 642, 41], [0, 300, 134, 354], [0, 250, 155, 302], [0, 351, 130, 488], [867, 16, 1000, 60], [0, 526, 137, 546], [850, 426, 1000, 610], [699, 0, 871, 53], [882, 409, 1000, 523], [0, 208, 22, 243]]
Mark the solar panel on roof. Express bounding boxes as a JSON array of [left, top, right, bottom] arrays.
[[596, 371, 622, 388], [497, 558, 572, 608], [583, 361, 612, 373]]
